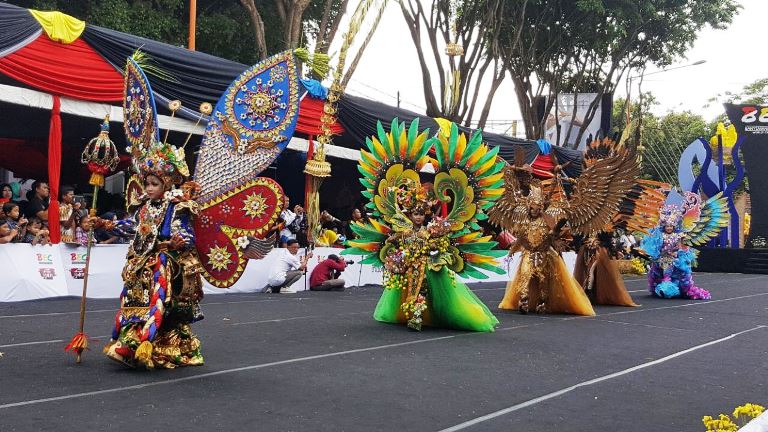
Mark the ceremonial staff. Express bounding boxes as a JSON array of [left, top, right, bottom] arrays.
[[65, 116, 119, 363]]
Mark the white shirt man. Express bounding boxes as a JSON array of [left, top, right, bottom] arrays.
[[620, 233, 636, 251], [265, 240, 311, 293]]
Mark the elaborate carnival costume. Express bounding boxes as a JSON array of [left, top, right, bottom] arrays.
[[345, 120, 505, 331], [572, 137, 668, 307], [490, 144, 641, 315], [640, 192, 728, 300], [106, 51, 305, 367], [104, 58, 206, 368]]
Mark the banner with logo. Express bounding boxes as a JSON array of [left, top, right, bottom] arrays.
[[724, 103, 768, 248], [0, 244, 577, 302], [0, 244, 68, 302]]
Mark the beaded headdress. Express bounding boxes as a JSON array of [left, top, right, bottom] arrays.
[[137, 139, 190, 186], [659, 205, 683, 228], [659, 192, 702, 229], [394, 178, 436, 215]]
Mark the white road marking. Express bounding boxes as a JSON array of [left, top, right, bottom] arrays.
[[437, 325, 767, 432]]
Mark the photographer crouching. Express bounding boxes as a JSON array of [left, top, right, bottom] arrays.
[[309, 254, 352, 291]]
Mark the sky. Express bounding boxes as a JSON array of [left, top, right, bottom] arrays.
[[341, 0, 767, 135]]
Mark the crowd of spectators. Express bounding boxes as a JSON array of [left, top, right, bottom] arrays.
[[0, 180, 135, 246]]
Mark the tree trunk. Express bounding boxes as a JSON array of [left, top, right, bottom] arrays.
[[239, 0, 268, 60], [398, 0, 440, 117], [476, 64, 506, 130]]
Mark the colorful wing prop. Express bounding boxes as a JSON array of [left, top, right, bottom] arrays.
[[683, 192, 730, 246], [346, 119, 506, 279], [489, 148, 640, 238], [123, 57, 160, 161], [584, 137, 669, 234], [566, 148, 640, 236], [612, 179, 670, 234], [193, 51, 300, 287]]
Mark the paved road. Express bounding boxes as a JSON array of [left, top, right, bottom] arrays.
[[0, 273, 766, 431]]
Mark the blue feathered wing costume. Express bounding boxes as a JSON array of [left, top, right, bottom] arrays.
[[640, 192, 729, 299]]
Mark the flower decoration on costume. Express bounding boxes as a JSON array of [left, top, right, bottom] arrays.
[[242, 192, 269, 219], [139, 140, 190, 186], [236, 236, 250, 250]]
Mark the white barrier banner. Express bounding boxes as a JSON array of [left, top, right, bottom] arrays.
[[0, 244, 68, 302], [0, 244, 576, 302]]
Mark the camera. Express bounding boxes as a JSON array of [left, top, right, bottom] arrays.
[[345, 260, 355, 265]]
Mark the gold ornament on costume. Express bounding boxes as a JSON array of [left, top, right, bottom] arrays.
[[304, 0, 384, 240], [81, 115, 120, 187], [199, 102, 213, 115], [242, 192, 269, 219], [207, 245, 233, 272]]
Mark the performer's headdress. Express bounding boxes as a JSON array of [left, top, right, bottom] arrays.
[[394, 178, 436, 215], [123, 55, 209, 188], [659, 205, 683, 228], [527, 184, 545, 207], [658, 191, 704, 232], [137, 139, 189, 186]]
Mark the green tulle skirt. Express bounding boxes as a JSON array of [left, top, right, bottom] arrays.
[[373, 267, 499, 332]]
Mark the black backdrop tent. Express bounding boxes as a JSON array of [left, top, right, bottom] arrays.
[[0, 2, 584, 215]]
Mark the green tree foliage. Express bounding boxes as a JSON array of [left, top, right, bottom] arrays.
[[493, 0, 739, 145], [12, 0, 336, 65], [706, 77, 768, 121], [613, 95, 709, 185]]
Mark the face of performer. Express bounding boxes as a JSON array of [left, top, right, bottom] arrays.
[[409, 210, 425, 226], [529, 204, 542, 218], [664, 224, 674, 234], [144, 175, 165, 201]]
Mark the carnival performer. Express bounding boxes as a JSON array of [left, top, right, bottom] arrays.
[[573, 232, 638, 307], [570, 137, 669, 307], [103, 139, 205, 369], [490, 143, 641, 315], [345, 120, 505, 331], [105, 57, 207, 369], [640, 192, 729, 300]]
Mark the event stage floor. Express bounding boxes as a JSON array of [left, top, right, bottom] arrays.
[[1, 273, 766, 431]]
